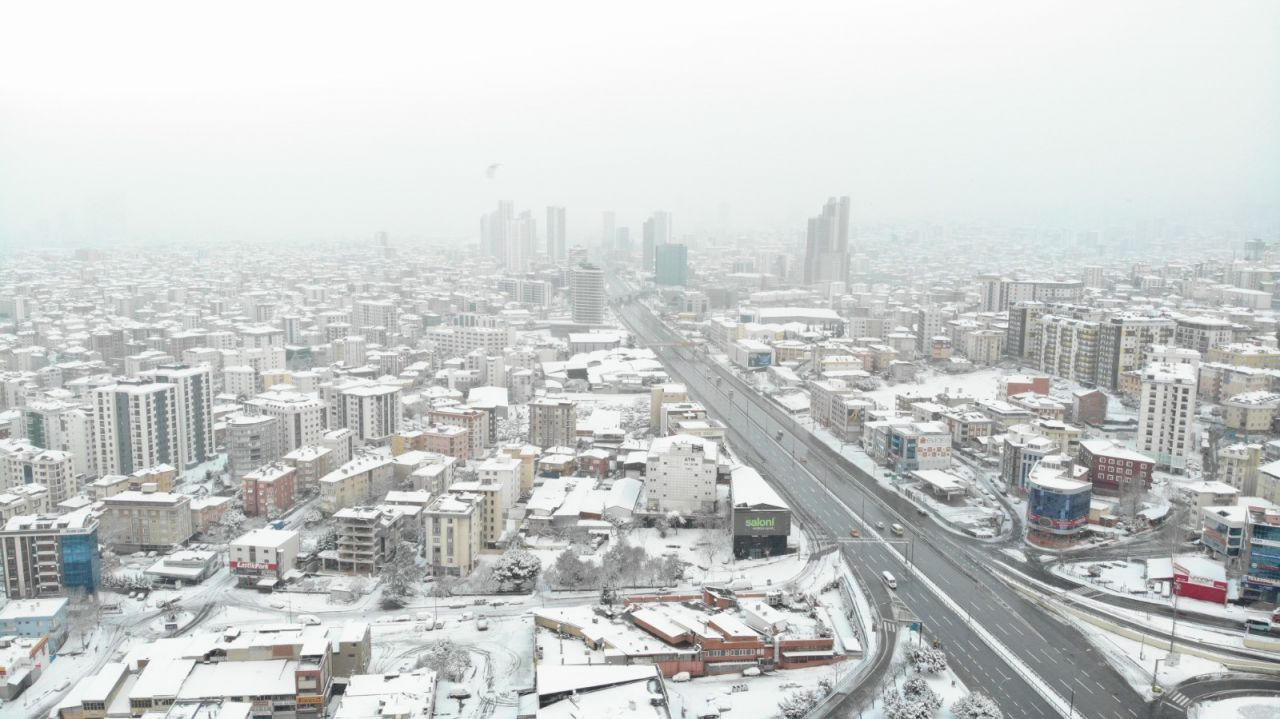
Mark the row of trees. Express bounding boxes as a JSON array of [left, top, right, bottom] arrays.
[[545, 540, 684, 590]]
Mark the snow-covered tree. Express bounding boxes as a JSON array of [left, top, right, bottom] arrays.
[[775, 689, 821, 719], [952, 692, 1002, 719], [416, 638, 472, 681], [885, 696, 937, 719], [901, 677, 941, 712], [491, 547, 542, 591], [908, 646, 948, 674], [316, 528, 338, 552], [381, 541, 422, 608], [549, 549, 598, 589], [659, 554, 685, 585], [219, 507, 246, 536]]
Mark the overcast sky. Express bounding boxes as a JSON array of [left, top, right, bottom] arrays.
[[1, 1, 1277, 247]]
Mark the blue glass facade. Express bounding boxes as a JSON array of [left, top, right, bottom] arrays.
[[59, 529, 101, 594], [1245, 521, 1280, 603], [1027, 482, 1090, 535]]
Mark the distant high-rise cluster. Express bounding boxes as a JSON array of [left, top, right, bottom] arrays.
[[546, 206, 566, 261], [642, 210, 673, 272], [570, 262, 605, 325], [481, 201, 537, 271], [802, 196, 850, 285]]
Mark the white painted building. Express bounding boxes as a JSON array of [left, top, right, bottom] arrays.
[[245, 389, 327, 454], [91, 380, 179, 477], [139, 364, 215, 469], [1137, 362, 1198, 472], [644, 434, 718, 514]]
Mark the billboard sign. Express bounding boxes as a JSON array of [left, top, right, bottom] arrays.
[[734, 509, 791, 537]]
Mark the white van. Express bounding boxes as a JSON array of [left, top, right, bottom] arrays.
[[881, 571, 898, 590], [890, 523, 905, 536]]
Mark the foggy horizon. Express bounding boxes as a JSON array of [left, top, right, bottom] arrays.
[[2, 0, 1278, 248]]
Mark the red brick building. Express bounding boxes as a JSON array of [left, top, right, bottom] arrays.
[[242, 463, 297, 517], [1071, 388, 1108, 426], [1002, 375, 1050, 398], [1078, 439, 1154, 494]]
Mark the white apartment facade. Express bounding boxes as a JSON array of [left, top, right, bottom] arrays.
[[246, 389, 327, 454], [1137, 362, 1198, 473], [644, 434, 718, 514], [423, 492, 484, 576], [528, 397, 577, 449], [139, 364, 215, 469], [91, 380, 179, 477]]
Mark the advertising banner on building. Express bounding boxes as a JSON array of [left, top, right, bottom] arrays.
[[733, 510, 791, 537]]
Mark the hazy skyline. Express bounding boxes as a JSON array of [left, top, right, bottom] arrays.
[[2, 1, 1277, 248]]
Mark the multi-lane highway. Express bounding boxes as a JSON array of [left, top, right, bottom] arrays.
[[611, 282, 1151, 719]]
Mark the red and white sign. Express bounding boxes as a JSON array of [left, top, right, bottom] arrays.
[[230, 560, 277, 571]]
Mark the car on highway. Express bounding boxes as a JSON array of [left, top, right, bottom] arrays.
[[848, 528, 861, 538], [881, 571, 898, 590], [875, 521, 885, 530]]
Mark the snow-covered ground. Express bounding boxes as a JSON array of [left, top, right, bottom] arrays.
[[805, 422, 1011, 538], [1071, 619, 1226, 700], [1190, 696, 1280, 719], [525, 519, 812, 596], [1052, 559, 1275, 625], [859, 627, 978, 719]]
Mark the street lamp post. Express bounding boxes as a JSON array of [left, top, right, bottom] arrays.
[[1151, 657, 1165, 694]]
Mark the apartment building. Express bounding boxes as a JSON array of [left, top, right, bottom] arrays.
[[100, 489, 194, 551], [1207, 343, 1280, 370], [225, 413, 282, 480], [570, 263, 605, 325], [138, 364, 215, 469], [1096, 316, 1176, 390], [333, 506, 404, 575], [425, 324, 517, 361], [18, 400, 94, 477], [423, 492, 484, 576], [999, 425, 1058, 493], [392, 425, 471, 463], [245, 389, 327, 454], [448, 456, 520, 548], [1218, 444, 1264, 497], [0, 484, 50, 524], [242, 463, 298, 518], [862, 420, 952, 472], [319, 454, 394, 514], [644, 434, 719, 514], [283, 444, 338, 491], [1175, 316, 1234, 355], [808, 379, 872, 442], [1222, 391, 1280, 433], [1197, 362, 1273, 403], [1078, 439, 1155, 495], [91, 380, 178, 476], [1137, 363, 1198, 472], [1036, 315, 1100, 387], [0, 440, 75, 505], [229, 527, 301, 587], [528, 397, 577, 449], [427, 406, 490, 459], [337, 384, 402, 445], [0, 508, 100, 598]]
